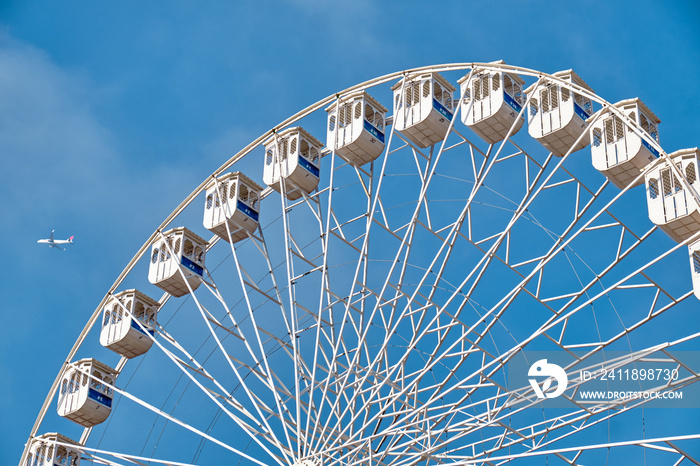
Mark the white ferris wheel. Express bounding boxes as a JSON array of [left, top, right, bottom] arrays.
[[21, 62, 700, 465]]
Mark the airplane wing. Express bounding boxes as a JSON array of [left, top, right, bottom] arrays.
[[52, 244, 65, 251], [49, 230, 55, 241]]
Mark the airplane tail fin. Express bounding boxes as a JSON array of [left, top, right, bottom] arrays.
[[69, 236, 74, 243]]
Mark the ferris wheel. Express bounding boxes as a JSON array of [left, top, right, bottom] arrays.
[[21, 62, 700, 465]]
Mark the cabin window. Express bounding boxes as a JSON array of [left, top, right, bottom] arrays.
[[492, 73, 500, 92], [300, 138, 310, 158], [433, 82, 443, 103], [206, 194, 213, 209], [290, 137, 297, 156], [310, 147, 320, 166], [151, 249, 159, 264], [561, 87, 570, 102], [530, 98, 538, 117], [693, 251, 700, 274], [266, 149, 273, 166], [395, 93, 401, 111], [240, 184, 250, 205], [329, 115, 336, 132], [280, 140, 288, 160], [574, 93, 592, 115], [221, 182, 229, 201], [375, 114, 384, 130], [648, 178, 659, 199], [473, 75, 489, 101], [687, 162, 697, 184], [183, 239, 194, 258], [365, 104, 374, 125], [592, 128, 602, 147], [628, 111, 636, 122], [338, 105, 346, 128], [661, 169, 673, 196], [345, 104, 352, 126], [194, 246, 204, 264], [354, 102, 362, 120], [615, 116, 625, 141], [173, 238, 181, 255], [604, 118, 614, 144], [229, 181, 237, 200], [422, 80, 430, 99]]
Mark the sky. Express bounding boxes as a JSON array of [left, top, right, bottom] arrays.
[[2, 0, 700, 464]]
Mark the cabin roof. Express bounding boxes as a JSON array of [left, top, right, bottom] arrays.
[[457, 60, 525, 86], [613, 97, 661, 124], [263, 126, 324, 150], [162, 226, 209, 246], [113, 289, 161, 309], [324, 90, 388, 113], [73, 358, 119, 376], [205, 171, 264, 193], [525, 69, 594, 95], [391, 71, 456, 92]]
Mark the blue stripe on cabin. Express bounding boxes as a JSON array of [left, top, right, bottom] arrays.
[[237, 200, 260, 222], [131, 318, 156, 336], [298, 155, 320, 178], [432, 98, 453, 120], [574, 102, 590, 121], [88, 388, 113, 408], [181, 255, 204, 276], [641, 139, 660, 158], [504, 92, 524, 116], [363, 120, 385, 143]]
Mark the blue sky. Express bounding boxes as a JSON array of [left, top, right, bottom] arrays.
[[2, 0, 700, 464]]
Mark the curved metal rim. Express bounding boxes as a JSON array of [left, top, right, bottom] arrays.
[[20, 61, 685, 464]]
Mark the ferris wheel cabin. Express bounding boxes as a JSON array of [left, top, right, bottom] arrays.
[[391, 72, 455, 148], [263, 127, 323, 200], [100, 289, 160, 359], [645, 148, 700, 244], [458, 63, 526, 144], [203, 172, 262, 243], [25, 433, 81, 466], [526, 70, 594, 157], [590, 98, 661, 189], [148, 227, 208, 297], [325, 91, 387, 167], [57, 358, 117, 428]]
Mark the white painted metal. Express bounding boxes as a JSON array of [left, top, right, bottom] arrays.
[[23, 63, 700, 466], [645, 148, 700, 243], [458, 60, 526, 144], [25, 433, 81, 466], [391, 72, 455, 148], [99, 289, 160, 358], [203, 171, 262, 243], [263, 127, 323, 200], [56, 359, 117, 428], [526, 69, 594, 157], [147, 226, 207, 297], [590, 97, 661, 189], [325, 91, 387, 167]]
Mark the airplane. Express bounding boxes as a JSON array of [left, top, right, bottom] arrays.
[[37, 230, 75, 251]]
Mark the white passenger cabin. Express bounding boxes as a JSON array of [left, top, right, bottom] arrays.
[[204, 172, 262, 242], [590, 98, 661, 189], [100, 289, 160, 359], [148, 227, 207, 297], [689, 239, 700, 299], [391, 72, 455, 148], [26, 433, 81, 466], [458, 63, 526, 144], [263, 127, 323, 200], [326, 91, 387, 167], [57, 359, 117, 428], [645, 148, 700, 243], [526, 70, 594, 157]]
